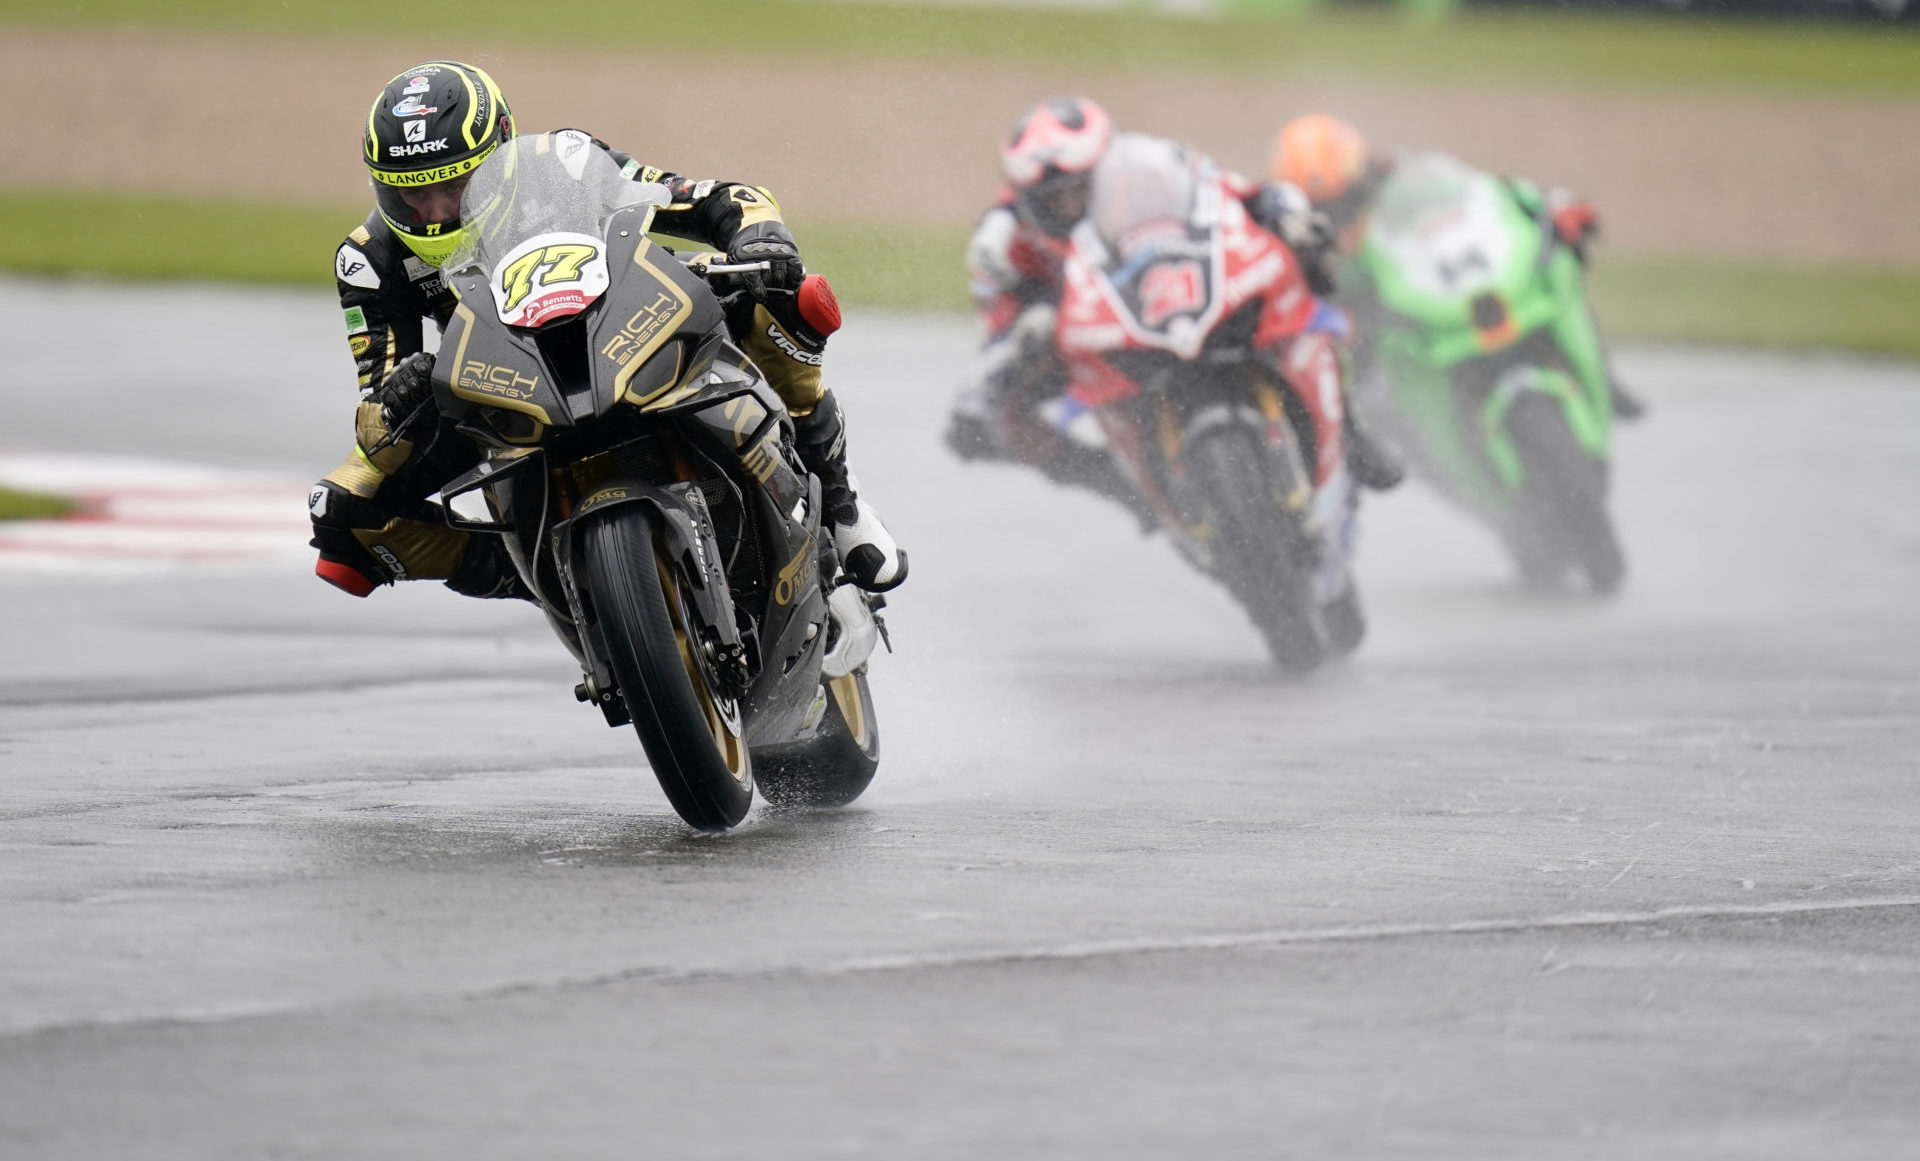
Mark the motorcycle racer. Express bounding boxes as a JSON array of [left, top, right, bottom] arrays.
[[310, 61, 906, 602], [946, 97, 1402, 508], [1269, 112, 1644, 422]]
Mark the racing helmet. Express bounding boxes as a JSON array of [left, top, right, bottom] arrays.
[[1268, 113, 1381, 232], [363, 61, 514, 267], [1000, 97, 1114, 239]]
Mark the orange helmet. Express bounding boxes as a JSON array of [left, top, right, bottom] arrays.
[[1269, 114, 1372, 205]]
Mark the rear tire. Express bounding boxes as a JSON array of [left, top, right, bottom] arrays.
[[582, 506, 753, 832], [1187, 428, 1327, 671], [1504, 393, 1626, 596], [753, 670, 881, 809]]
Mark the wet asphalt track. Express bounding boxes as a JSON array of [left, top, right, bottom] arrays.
[[1, 278, 1917, 1159]]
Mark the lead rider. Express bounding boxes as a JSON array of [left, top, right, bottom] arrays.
[[309, 60, 906, 599]]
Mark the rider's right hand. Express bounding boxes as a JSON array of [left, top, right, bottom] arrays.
[[376, 352, 436, 430], [1547, 193, 1600, 261]]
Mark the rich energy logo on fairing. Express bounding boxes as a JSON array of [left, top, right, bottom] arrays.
[[456, 360, 541, 401], [601, 291, 684, 367]]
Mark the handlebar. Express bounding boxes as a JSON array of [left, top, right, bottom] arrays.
[[674, 255, 772, 276]]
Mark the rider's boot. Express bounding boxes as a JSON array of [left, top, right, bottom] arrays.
[[310, 483, 534, 602], [793, 390, 908, 593], [944, 386, 1010, 465], [445, 534, 537, 601], [1040, 440, 1159, 533]]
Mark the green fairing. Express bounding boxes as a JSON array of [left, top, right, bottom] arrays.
[[1345, 153, 1613, 515]]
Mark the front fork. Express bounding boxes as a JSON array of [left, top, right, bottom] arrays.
[[552, 480, 751, 726]]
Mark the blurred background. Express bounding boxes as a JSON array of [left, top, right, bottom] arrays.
[[4, 0, 1917, 355]]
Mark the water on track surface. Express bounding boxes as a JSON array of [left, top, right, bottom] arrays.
[[2, 280, 1917, 1157]]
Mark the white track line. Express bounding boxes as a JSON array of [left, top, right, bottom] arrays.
[[7, 894, 1916, 1040]]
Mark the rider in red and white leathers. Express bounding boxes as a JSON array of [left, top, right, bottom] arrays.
[[945, 97, 1401, 511]]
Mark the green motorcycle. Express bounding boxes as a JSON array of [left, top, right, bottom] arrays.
[[1344, 153, 1625, 594]]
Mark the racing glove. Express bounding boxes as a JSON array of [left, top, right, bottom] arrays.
[[1547, 191, 1600, 262], [728, 237, 805, 295], [376, 351, 437, 430], [1252, 182, 1339, 296]]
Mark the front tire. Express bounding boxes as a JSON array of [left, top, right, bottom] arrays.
[[1187, 428, 1328, 671], [753, 670, 880, 809], [1503, 393, 1626, 596], [581, 506, 753, 832]]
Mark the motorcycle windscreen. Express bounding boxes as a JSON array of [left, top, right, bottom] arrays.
[[1361, 153, 1537, 319], [444, 132, 670, 327]]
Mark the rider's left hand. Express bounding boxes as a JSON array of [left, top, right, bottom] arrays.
[[376, 351, 436, 430], [1548, 194, 1600, 260], [728, 237, 804, 295]]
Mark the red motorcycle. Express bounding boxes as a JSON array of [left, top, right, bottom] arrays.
[[1056, 144, 1364, 670]]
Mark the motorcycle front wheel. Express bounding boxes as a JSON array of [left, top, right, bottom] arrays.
[[1504, 393, 1626, 596], [582, 505, 753, 832], [1187, 427, 1328, 671]]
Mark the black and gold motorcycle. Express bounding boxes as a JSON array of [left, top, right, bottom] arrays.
[[426, 134, 884, 832]]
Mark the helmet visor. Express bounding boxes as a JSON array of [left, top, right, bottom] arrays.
[[373, 171, 474, 237], [1017, 169, 1090, 239]]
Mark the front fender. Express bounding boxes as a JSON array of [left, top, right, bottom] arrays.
[[1481, 364, 1605, 488], [555, 478, 746, 699]]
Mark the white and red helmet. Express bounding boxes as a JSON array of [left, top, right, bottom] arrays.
[[1000, 97, 1113, 237]]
